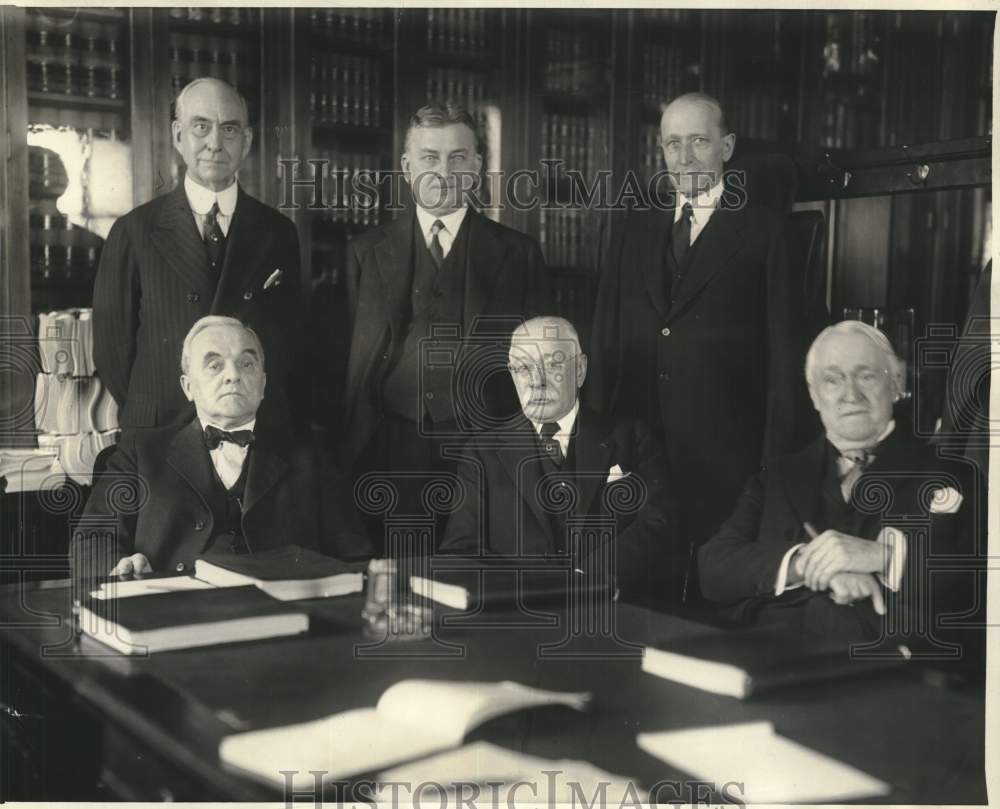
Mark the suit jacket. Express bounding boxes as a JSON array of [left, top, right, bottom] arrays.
[[587, 202, 816, 546], [439, 406, 679, 608], [342, 209, 551, 463], [72, 419, 373, 579], [697, 428, 976, 641], [93, 184, 302, 429]]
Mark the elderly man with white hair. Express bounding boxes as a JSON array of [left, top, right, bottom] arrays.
[[440, 316, 678, 609], [698, 320, 974, 642]]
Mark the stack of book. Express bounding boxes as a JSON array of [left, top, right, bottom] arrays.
[[311, 54, 382, 127], [34, 308, 119, 486], [427, 9, 488, 57]]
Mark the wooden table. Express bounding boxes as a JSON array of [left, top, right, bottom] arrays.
[[0, 579, 986, 802]]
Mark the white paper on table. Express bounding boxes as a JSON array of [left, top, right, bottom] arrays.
[[637, 721, 891, 804], [91, 576, 217, 600]]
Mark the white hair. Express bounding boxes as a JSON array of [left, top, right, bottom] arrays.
[[511, 316, 583, 356], [174, 77, 248, 126], [805, 320, 904, 390], [180, 316, 264, 374]]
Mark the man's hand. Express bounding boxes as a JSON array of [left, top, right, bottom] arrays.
[[794, 530, 885, 591], [109, 553, 152, 578], [827, 572, 886, 615]]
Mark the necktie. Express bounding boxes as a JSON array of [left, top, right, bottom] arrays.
[[204, 201, 226, 278], [839, 449, 875, 503], [429, 219, 445, 269], [204, 425, 255, 450], [540, 422, 564, 466], [671, 202, 694, 272]]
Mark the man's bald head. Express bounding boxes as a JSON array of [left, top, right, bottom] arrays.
[[508, 317, 587, 423]]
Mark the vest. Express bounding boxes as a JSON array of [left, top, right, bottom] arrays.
[[381, 216, 469, 422], [203, 453, 251, 555]]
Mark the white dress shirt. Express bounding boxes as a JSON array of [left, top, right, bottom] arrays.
[[185, 174, 238, 239], [674, 180, 724, 246], [415, 205, 468, 260], [774, 420, 906, 595], [202, 417, 255, 490], [529, 400, 579, 459]]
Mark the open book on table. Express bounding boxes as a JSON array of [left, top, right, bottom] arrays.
[[220, 679, 590, 786]]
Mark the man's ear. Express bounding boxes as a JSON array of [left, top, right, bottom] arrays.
[[400, 152, 412, 185], [171, 119, 183, 154], [807, 381, 821, 412], [180, 374, 194, 403], [240, 126, 253, 162], [722, 132, 736, 163], [576, 353, 589, 388]]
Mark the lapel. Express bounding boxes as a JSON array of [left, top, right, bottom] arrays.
[[775, 436, 828, 535], [496, 415, 555, 542], [212, 188, 273, 311], [150, 185, 215, 299], [462, 210, 507, 329], [166, 419, 217, 524], [667, 207, 744, 320], [639, 207, 674, 320], [241, 427, 291, 515], [569, 407, 615, 517], [373, 214, 417, 343]]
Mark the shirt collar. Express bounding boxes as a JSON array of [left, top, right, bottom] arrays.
[[184, 174, 238, 217], [199, 417, 256, 436], [529, 399, 580, 437], [675, 180, 724, 226], [827, 419, 895, 455], [415, 205, 468, 240]]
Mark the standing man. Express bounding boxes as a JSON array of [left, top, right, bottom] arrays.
[[588, 92, 813, 598], [93, 77, 301, 431], [344, 103, 551, 537]]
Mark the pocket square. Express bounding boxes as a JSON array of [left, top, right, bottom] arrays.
[[263, 269, 283, 290], [928, 486, 963, 514], [606, 464, 629, 483]]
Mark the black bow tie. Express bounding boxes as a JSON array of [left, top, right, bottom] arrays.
[[204, 425, 255, 450]]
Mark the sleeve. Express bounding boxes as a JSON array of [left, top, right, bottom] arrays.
[[774, 543, 807, 595], [763, 215, 816, 456], [697, 470, 802, 603], [70, 431, 140, 583], [524, 238, 554, 318], [92, 216, 138, 406], [439, 441, 488, 555], [584, 213, 623, 415]]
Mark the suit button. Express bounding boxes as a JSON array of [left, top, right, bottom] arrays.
[[194, 521, 205, 531], [187, 293, 200, 303], [243, 291, 253, 301], [659, 372, 670, 381], [661, 327, 671, 337], [175, 562, 186, 573], [425, 392, 434, 400]]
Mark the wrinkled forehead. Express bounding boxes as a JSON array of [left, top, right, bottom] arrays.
[[182, 85, 246, 124], [813, 332, 889, 376], [191, 325, 258, 359], [509, 338, 577, 364]]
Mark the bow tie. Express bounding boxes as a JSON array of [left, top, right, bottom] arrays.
[[839, 448, 876, 467], [204, 425, 255, 450]]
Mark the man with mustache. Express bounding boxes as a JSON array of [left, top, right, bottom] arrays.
[[440, 317, 675, 609], [73, 317, 371, 581], [93, 78, 301, 432], [343, 103, 551, 548], [698, 321, 976, 643]]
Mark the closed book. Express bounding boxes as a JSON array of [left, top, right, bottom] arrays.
[[78, 585, 308, 655], [410, 557, 609, 611], [194, 545, 364, 601], [642, 627, 907, 699]]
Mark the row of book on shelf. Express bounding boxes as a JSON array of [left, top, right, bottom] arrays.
[[427, 8, 492, 57], [642, 44, 686, 112], [309, 7, 388, 45], [307, 151, 384, 228], [168, 7, 255, 26], [168, 30, 257, 98], [76, 548, 894, 804], [25, 13, 125, 100], [543, 29, 607, 95], [310, 54, 382, 127], [540, 113, 608, 180], [539, 208, 596, 270], [425, 68, 489, 123]]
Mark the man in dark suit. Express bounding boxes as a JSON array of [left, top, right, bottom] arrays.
[[93, 78, 300, 431], [441, 317, 676, 608], [344, 103, 550, 538], [73, 317, 371, 581], [698, 321, 977, 645], [587, 93, 813, 594]]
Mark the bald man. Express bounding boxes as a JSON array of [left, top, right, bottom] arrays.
[[440, 317, 677, 609], [588, 93, 813, 599], [94, 77, 301, 432]]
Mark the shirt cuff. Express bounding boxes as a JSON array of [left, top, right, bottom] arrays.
[[775, 543, 806, 596], [876, 526, 907, 591]]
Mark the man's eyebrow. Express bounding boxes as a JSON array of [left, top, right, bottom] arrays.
[[241, 349, 260, 360], [201, 351, 222, 365]]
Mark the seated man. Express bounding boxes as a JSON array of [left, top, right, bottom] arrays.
[[73, 316, 372, 580], [698, 320, 974, 643], [440, 316, 677, 608]]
